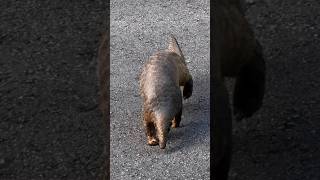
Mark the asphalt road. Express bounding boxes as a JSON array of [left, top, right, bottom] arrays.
[[1, 1, 106, 179], [228, 0, 320, 179], [1, 0, 319, 179], [110, 0, 210, 179]]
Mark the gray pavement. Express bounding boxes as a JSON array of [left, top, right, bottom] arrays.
[[0, 1, 105, 179], [110, 0, 210, 179]]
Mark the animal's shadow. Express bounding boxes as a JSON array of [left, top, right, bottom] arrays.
[[164, 73, 210, 154]]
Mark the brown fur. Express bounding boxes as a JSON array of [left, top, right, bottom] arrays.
[[213, 0, 266, 179], [98, 32, 109, 117], [97, 31, 109, 180], [139, 35, 193, 149]]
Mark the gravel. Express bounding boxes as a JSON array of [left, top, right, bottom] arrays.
[[110, 0, 210, 179]]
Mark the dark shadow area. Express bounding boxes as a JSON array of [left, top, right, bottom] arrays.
[[166, 74, 210, 154], [228, 1, 320, 179], [0, 1, 108, 179]]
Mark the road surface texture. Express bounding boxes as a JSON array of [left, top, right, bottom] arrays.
[[1, 0, 319, 179], [228, 0, 320, 179], [1, 1, 106, 179], [110, 0, 210, 179]]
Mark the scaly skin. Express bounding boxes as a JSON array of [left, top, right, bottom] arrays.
[[140, 35, 193, 149], [97, 31, 109, 180], [213, 0, 266, 179]]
